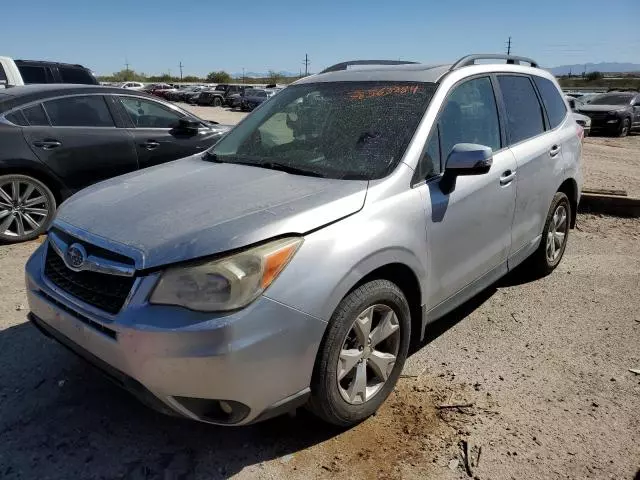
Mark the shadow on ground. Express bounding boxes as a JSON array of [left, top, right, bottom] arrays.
[[0, 264, 540, 479]]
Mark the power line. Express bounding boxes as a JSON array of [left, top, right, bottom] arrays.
[[506, 36, 512, 55], [302, 53, 310, 76]]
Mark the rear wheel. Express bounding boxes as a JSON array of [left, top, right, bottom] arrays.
[[527, 192, 570, 276], [308, 280, 411, 427], [0, 174, 56, 243], [213, 97, 223, 107], [618, 118, 630, 137]]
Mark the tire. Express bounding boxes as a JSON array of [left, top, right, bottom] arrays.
[[0, 174, 56, 244], [527, 192, 571, 277], [308, 279, 411, 427], [213, 97, 222, 107], [618, 118, 630, 137]]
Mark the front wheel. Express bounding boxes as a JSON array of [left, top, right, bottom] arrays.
[[0, 174, 56, 243], [618, 118, 630, 137], [308, 280, 411, 427], [213, 97, 223, 107]]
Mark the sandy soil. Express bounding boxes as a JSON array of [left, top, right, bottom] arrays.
[[0, 213, 638, 480], [581, 133, 640, 197]]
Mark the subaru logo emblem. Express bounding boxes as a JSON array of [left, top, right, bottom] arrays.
[[65, 243, 87, 270]]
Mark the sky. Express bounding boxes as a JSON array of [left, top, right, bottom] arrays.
[[4, 0, 639, 77]]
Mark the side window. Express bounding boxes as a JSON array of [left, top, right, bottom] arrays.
[[119, 96, 183, 128], [5, 111, 29, 126], [498, 75, 545, 144], [44, 96, 115, 127], [59, 67, 94, 84], [533, 76, 567, 128], [0, 64, 7, 85], [18, 65, 48, 84], [22, 104, 50, 126]]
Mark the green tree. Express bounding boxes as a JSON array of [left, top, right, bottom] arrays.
[[585, 71, 603, 82], [207, 71, 232, 83], [182, 75, 203, 83]]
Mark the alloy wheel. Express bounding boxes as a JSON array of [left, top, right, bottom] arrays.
[[546, 204, 568, 263], [337, 304, 401, 405], [0, 179, 51, 239]]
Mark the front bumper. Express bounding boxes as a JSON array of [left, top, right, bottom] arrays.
[[25, 242, 326, 425]]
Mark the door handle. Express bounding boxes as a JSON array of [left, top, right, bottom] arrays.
[[549, 145, 561, 157], [142, 140, 160, 150], [500, 170, 516, 186], [33, 140, 62, 150]]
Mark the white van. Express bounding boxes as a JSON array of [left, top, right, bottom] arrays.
[[0, 56, 98, 88]]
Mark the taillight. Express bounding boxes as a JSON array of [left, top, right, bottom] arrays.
[[576, 124, 584, 141]]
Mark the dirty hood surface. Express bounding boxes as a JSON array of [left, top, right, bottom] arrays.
[[56, 155, 368, 269]]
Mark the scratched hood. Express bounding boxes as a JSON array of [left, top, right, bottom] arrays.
[[56, 155, 368, 269]]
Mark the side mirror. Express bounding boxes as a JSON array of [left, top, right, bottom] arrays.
[[445, 143, 493, 175], [175, 118, 200, 134]]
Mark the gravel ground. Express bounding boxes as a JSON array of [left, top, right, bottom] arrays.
[[0, 214, 638, 480]]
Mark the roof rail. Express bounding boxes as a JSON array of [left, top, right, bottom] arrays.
[[320, 60, 418, 74], [451, 54, 538, 70]]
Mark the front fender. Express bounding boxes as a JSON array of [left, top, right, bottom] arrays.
[[265, 187, 428, 322]]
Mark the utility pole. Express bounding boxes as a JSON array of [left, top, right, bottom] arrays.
[[506, 37, 512, 55], [242, 68, 245, 84], [125, 58, 130, 80], [302, 54, 310, 76], [179, 61, 183, 81]]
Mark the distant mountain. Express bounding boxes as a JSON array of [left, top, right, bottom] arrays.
[[550, 62, 640, 75], [232, 71, 300, 79]]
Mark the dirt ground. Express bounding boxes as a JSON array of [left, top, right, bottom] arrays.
[[0, 214, 638, 480]]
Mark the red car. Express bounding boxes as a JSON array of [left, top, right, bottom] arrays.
[[144, 83, 176, 98]]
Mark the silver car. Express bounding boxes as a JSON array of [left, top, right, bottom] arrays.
[[25, 54, 582, 427]]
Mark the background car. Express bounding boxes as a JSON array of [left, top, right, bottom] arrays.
[[0, 84, 230, 243], [197, 84, 251, 106], [572, 112, 591, 137], [240, 88, 275, 111], [0, 57, 98, 87], [576, 91, 640, 137], [119, 81, 145, 90]]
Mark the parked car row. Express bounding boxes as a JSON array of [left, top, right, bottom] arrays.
[[572, 91, 640, 137], [0, 85, 230, 242]]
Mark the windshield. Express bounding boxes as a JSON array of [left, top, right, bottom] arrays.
[[209, 81, 435, 180], [589, 94, 634, 106], [215, 85, 227, 91]]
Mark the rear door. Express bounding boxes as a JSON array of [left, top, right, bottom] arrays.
[[115, 95, 218, 169], [496, 74, 566, 266], [20, 95, 138, 191]]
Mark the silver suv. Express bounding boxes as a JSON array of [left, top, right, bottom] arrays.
[[25, 54, 582, 427]]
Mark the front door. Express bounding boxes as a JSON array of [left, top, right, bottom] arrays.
[[416, 76, 517, 310], [20, 96, 138, 192], [116, 96, 218, 169]]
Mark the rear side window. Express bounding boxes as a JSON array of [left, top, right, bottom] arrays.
[[22, 104, 50, 126], [59, 66, 96, 84], [44, 96, 114, 127], [18, 65, 48, 84], [533, 76, 567, 129], [498, 75, 545, 144], [5, 111, 29, 126]]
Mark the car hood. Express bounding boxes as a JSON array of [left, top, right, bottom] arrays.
[[56, 155, 368, 269], [578, 104, 629, 113]]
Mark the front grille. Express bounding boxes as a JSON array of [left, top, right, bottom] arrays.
[[44, 245, 135, 314]]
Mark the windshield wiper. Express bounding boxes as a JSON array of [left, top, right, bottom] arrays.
[[259, 162, 326, 178]]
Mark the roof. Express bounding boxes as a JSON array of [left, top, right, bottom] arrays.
[[0, 84, 157, 112], [294, 54, 543, 85]]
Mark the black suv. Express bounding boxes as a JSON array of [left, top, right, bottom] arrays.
[[197, 84, 249, 106], [0, 85, 230, 243], [577, 91, 640, 137], [14, 60, 98, 85]]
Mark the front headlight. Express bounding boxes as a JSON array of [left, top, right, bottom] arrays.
[[150, 237, 303, 311]]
